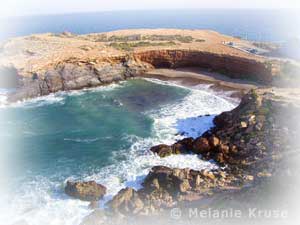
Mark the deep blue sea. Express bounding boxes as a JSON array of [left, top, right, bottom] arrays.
[[1, 9, 300, 41], [0, 9, 297, 225]]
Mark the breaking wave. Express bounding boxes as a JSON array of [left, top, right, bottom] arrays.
[[0, 79, 237, 225]]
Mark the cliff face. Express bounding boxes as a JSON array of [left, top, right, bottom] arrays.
[[134, 50, 278, 83], [0, 29, 289, 102], [7, 57, 152, 102], [6, 49, 281, 102]]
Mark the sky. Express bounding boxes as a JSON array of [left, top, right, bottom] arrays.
[[2, 0, 300, 17]]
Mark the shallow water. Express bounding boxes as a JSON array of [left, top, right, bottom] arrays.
[[0, 78, 236, 225]]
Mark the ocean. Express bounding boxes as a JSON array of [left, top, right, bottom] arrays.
[[0, 79, 235, 225], [0, 9, 297, 225], [1, 9, 300, 41]]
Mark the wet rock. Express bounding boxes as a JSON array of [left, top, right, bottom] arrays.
[[65, 181, 106, 201], [143, 166, 175, 192], [107, 187, 144, 214], [176, 137, 194, 150], [150, 144, 172, 157], [192, 137, 211, 154]]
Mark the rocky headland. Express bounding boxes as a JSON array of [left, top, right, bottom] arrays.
[[1, 29, 300, 224], [1, 29, 299, 101]]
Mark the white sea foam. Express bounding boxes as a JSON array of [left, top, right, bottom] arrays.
[[0, 82, 123, 109], [63, 137, 101, 144], [1, 79, 237, 225]]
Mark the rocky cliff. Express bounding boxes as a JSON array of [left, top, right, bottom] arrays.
[[74, 89, 300, 224], [113, 89, 300, 213], [134, 50, 279, 83], [0, 29, 293, 102]]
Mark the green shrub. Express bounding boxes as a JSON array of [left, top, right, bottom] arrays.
[[109, 41, 176, 51]]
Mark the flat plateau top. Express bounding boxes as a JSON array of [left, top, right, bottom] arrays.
[[0, 29, 265, 77]]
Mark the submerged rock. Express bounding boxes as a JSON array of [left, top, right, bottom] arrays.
[[65, 181, 106, 201]]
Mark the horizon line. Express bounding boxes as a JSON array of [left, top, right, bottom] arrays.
[[1, 8, 298, 19]]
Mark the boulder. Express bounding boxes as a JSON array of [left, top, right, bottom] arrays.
[[142, 166, 178, 193], [172, 137, 194, 154], [150, 144, 173, 157], [65, 181, 106, 201], [192, 137, 211, 154]]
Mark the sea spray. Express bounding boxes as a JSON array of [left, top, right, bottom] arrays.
[[0, 78, 237, 225]]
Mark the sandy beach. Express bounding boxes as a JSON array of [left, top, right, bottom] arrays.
[[141, 67, 264, 97]]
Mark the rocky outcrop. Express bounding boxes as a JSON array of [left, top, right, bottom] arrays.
[[6, 49, 284, 102], [7, 57, 152, 102], [104, 166, 242, 216], [107, 187, 144, 215], [150, 138, 194, 157], [106, 89, 300, 216], [65, 181, 107, 201], [2, 29, 299, 102], [152, 89, 299, 176]]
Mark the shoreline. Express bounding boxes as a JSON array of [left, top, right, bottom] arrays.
[[1, 29, 300, 224], [141, 67, 262, 99]]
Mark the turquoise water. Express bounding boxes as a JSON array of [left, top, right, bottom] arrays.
[[0, 78, 235, 225], [1, 79, 188, 180]]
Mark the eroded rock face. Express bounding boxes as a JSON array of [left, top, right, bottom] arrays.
[[65, 181, 106, 201], [7, 58, 151, 102], [6, 47, 283, 103], [134, 50, 277, 83], [107, 187, 144, 214]]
